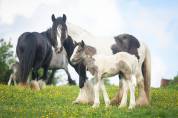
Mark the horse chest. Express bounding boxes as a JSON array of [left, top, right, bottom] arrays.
[[49, 51, 67, 68]]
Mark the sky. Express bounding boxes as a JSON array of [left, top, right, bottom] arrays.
[[0, 0, 178, 87]]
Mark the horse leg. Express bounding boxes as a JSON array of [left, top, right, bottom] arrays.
[[42, 66, 49, 83], [128, 75, 136, 109], [110, 75, 124, 105], [72, 64, 88, 104], [8, 74, 13, 86], [64, 68, 76, 85], [72, 79, 94, 104], [92, 78, 101, 108], [13, 75, 17, 86], [101, 79, 110, 107], [32, 69, 39, 80], [119, 79, 128, 108], [47, 69, 56, 85], [136, 71, 149, 106]]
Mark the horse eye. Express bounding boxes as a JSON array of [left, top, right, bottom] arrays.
[[78, 49, 82, 52]]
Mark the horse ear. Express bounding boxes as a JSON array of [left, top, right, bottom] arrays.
[[63, 14, 67, 23], [52, 14, 56, 22], [81, 40, 85, 48]]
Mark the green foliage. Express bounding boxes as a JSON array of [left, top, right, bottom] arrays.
[[168, 74, 178, 90], [0, 39, 15, 84], [0, 85, 178, 117]]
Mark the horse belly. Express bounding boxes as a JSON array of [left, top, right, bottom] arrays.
[[101, 65, 119, 78], [49, 51, 67, 69]]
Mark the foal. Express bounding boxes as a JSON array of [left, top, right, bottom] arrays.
[[70, 40, 140, 109]]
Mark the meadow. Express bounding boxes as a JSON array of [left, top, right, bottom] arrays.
[[0, 84, 178, 118]]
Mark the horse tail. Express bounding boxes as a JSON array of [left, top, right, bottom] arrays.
[[18, 35, 36, 83], [142, 45, 151, 102]]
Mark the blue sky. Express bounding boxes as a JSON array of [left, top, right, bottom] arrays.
[[0, 0, 178, 87]]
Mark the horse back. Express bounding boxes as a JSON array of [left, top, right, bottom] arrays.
[[16, 32, 52, 67]]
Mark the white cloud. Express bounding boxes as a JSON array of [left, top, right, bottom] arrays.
[[0, 0, 122, 35]]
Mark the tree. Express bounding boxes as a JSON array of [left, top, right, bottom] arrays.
[[0, 38, 15, 84]]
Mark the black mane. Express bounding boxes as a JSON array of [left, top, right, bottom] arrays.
[[111, 34, 140, 59], [63, 35, 88, 88], [63, 36, 76, 60]]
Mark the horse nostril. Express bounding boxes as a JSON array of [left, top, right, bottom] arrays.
[[55, 47, 63, 54], [60, 47, 63, 52]]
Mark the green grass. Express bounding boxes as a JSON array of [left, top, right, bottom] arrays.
[[0, 85, 178, 118]]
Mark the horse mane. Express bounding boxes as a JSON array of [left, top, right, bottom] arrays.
[[63, 36, 76, 59], [111, 33, 140, 59], [41, 28, 52, 41], [85, 45, 97, 56], [111, 44, 119, 54], [114, 34, 140, 49]]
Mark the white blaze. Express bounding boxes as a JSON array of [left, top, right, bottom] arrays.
[[56, 25, 62, 49]]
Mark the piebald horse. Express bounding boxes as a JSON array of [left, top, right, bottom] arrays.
[[53, 14, 95, 103], [16, 14, 64, 87], [110, 34, 151, 106], [70, 40, 142, 109], [56, 14, 151, 106]]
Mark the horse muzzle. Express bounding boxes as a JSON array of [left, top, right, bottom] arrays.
[[70, 58, 81, 65], [55, 47, 63, 54]]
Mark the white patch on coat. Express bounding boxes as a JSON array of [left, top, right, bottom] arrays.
[[49, 48, 68, 69], [137, 41, 146, 67], [70, 45, 79, 62], [119, 79, 128, 108], [56, 25, 62, 49], [73, 79, 94, 104]]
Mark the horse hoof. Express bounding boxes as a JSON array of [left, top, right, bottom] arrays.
[[105, 104, 110, 108], [30, 80, 40, 91], [72, 100, 80, 104], [18, 82, 29, 89], [110, 98, 121, 106], [136, 97, 149, 106], [92, 103, 99, 108], [119, 104, 127, 108], [129, 104, 136, 109], [38, 80, 46, 89]]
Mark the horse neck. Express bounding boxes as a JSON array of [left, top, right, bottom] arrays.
[[83, 54, 96, 75], [41, 28, 53, 45], [63, 36, 75, 60]]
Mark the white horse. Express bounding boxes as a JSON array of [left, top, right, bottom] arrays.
[[70, 40, 142, 109]]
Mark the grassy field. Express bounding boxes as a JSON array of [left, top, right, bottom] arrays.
[[0, 84, 178, 118]]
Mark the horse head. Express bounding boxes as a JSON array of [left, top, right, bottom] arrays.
[[51, 14, 68, 53], [70, 40, 86, 65]]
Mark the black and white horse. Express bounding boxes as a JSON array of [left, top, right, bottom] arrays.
[[53, 14, 98, 103], [70, 40, 141, 109], [16, 14, 64, 87], [56, 14, 151, 106], [110, 34, 151, 106]]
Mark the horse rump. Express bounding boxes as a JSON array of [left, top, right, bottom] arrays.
[[16, 33, 37, 84]]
